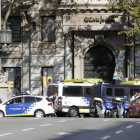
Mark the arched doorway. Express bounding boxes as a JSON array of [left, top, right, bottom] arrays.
[[84, 46, 115, 83]]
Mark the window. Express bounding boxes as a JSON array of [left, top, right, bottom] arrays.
[[42, 16, 55, 42], [46, 97, 51, 102], [84, 87, 91, 97], [9, 97, 22, 104], [47, 85, 58, 97], [136, 98, 140, 103], [63, 86, 83, 97], [42, 67, 54, 96], [24, 97, 35, 103], [7, 17, 21, 42], [132, 97, 140, 104], [36, 97, 42, 102], [91, 85, 101, 98], [106, 88, 112, 96], [130, 89, 140, 97], [115, 88, 124, 96]]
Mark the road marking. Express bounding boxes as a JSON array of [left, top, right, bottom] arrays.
[[41, 124, 52, 127], [57, 132, 67, 135], [71, 119, 75, 120], [0, 133, 13, 137], [22, 128, 34, 131], [104, 120, 108, 121], [126, 125, 133, 129], [59, 120, 66, 123], [115, 130, 123, 134], [136, 122, 140, 124], [26, 118, 40, 120], [101, 136, 110, 139]]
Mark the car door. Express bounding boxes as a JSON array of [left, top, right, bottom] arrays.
[[132, 98, 140, 116], [22, 97, 36, 115], [5, 97, 23, 116], [129, 98, 140, 116]]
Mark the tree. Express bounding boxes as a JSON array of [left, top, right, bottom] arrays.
[[107, 0, 140, 46], [2, 0, 62, 29]]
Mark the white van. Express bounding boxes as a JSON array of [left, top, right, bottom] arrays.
[[54, 83, 94, 117]]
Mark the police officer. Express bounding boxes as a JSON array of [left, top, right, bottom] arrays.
[[49, 93, 57, 104]]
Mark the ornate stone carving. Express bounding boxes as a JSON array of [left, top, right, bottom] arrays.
[[95, 35, 104, 45]]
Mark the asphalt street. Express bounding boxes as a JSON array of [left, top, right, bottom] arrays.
[[0, 117, 140, 140]]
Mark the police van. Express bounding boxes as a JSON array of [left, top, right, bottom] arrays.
[[53, 83, 95, 117], [89, 83, 140, 117]]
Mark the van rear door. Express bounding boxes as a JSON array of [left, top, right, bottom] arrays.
[[62, 86, 84, 109]]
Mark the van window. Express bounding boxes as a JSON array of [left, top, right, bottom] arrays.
[[130, 89, 140, 97], [115, 88, 124, 96], [106, 88, 112, 96], [63, 86, 83, 97], [47, 85, 58, 97], [91, 85, 101, 98], [84, 87, 91, 97]]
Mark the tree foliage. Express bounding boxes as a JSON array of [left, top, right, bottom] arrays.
[[2, 0, 61, 29], [107, 0, 140, 42]]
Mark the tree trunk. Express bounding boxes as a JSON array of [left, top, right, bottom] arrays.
[[2, 0, 15, 29]]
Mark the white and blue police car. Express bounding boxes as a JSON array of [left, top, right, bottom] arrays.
[[0, 95, 55, 117]]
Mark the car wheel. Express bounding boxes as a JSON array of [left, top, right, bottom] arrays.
[[112, 112, 117, 118], [139, 111, 140, 118], [126, 111, 130, 118], [106, 112, 110, 118], [68, 107, 78, 117], [104, 111, 107, 118], [34, 110, 45, 117], [123, 111, 126, 118], [0, 111, 4, 118]]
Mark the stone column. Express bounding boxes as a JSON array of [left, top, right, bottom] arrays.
[[64, 32, 73, 80], [22, 28, 30, 92]]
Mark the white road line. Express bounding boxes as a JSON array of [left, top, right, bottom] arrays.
[[101, 136, 110, 139], [57, 132, 67, 135], [22, 128, 34, 132], [136, 122, 140, 124], [40, 124, 52, 127], [126, 125, 133, 129], [115, 130, 123, 134], [104, 120, 108, 121], [0, 133, 13, 137], [26, 118, 40, 120], [71, 119, 75, 120], [59, 120, 67, 123]]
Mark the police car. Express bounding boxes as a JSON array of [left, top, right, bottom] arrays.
[[0, 95, 55, 117]]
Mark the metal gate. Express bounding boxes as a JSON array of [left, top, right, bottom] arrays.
[[84, 46, 115, 83]]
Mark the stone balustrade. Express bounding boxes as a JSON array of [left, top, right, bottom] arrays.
[[61, 0, 119, 4]]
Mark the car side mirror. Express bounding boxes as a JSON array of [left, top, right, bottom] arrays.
[[7, 102, 10, 105]]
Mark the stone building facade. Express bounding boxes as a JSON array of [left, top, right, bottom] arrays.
[[1, 0, 140, 96]]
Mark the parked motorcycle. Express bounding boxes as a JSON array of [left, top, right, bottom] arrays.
[[116, 96, 131, 118], [95, 97, 117, 118]]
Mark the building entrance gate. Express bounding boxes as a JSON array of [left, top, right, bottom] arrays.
[[84, 46, 115, 83]]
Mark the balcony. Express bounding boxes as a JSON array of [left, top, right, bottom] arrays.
[[61, 0, 119, 4]]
